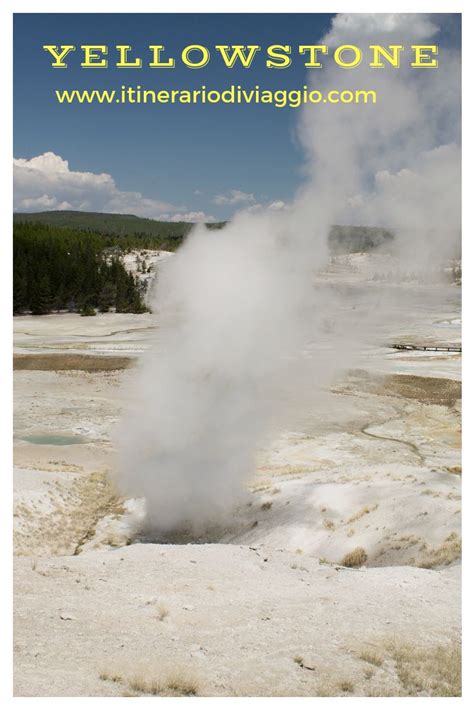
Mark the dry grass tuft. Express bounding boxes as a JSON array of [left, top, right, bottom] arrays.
[[339, 680, 354, 693], [340, 547, 368, 568], [416, 532, 461, 569], [359, 649, 384, 667], [347, 504, 378, 524], [99, 671, 123, 683], [446, 466, 461, 475], [155, 604, 169, 621], [323, 519, 335, 530], [100, 668, 199, 696], [128, 672, 198, 696], [261, 501, 273, 511], [390, 642, 461, 696]]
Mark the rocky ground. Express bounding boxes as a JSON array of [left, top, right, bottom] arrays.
[[13, 269, 461, 697]]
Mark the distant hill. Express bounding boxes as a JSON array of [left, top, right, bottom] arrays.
[[13, 210, 225, 242], [14, 211, 395, 254]]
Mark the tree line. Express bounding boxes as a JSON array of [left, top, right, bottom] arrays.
[[14, 222, 149, 315]]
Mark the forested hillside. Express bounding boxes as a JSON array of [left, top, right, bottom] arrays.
[[13, 210, 224, 249], [13, 212, 403, 316], [14, 222, 148, 315]]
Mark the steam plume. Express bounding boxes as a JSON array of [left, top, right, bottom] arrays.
[[116, 14, 460, 532]]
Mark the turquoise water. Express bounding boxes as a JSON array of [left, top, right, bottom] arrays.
[[21, 433, 86, 446]]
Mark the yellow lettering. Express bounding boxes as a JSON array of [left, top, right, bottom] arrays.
[[215, 45, 261, 68], [298, 45, 328, 68], [411, 45, 438, 68], [116, 45, 142, 68], [149, 45, 175, 68], [334, 45, 362, 69], [266, 45, 292, 69], [182, 45, 210, 69], [81, 45, 108, 68], [43, 45, 76, 68], [369, 45, 404, 68]]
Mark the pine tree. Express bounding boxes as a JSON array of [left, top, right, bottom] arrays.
[[98, 281, 117, 312], [13, 273, 28, 314], [30, 276, 52, 315], [80, 295, 96, 317]]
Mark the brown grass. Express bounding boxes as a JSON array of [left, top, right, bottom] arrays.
[[14, 470, 126, 556], [14, 353, 135, 372], [316, 639, 460, 697], [358, 649, 384, 667], [128, 675, 198, 695], [100, 671, 123, 683], [347, 504, 378, 524], [390, 642, 461, 696], [446, 466, 462, 475], [416, 532, 461, 569], [339, 680, 354, 693], [340, 547, 368, 568], [100, 669, 199, 696]]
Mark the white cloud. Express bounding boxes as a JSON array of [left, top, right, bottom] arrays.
[[13, 151, 216, 222], [323, 13, 438, 45], [213, 189, 255, 206], [160, 211, 215, 223], [268, 200, 288, 211]]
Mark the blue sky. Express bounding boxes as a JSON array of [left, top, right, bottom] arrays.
[[14, 13, 336, 221], [13, 13, 460, 221]]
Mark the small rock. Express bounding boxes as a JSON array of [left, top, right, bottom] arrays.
[[59, 612, 76, 621], [182, 605, 194, 611]]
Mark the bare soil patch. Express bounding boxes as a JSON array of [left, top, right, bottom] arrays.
[[14, 353, 135, 372], [347, 371, 461, 408]]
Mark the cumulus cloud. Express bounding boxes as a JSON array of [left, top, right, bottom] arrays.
[[267, 200, 288, 211], [213, 189, 255, 206], [13, 151, 215, 222], [322, 12, 438, 45], [237, 199, 289, 216], [159, 211, 215, 223]]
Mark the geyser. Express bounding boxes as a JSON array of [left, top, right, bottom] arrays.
[[116, 13, 460, 533]]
